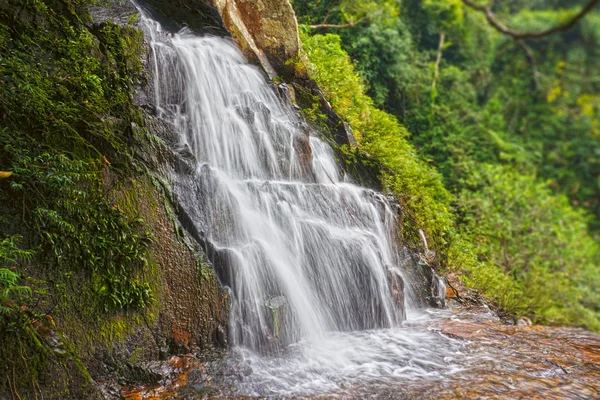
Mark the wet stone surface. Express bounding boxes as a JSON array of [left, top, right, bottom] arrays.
[[396, 307, 600, 400], [120, 302, 600, 399]]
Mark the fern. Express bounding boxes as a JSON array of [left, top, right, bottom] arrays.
[[0, 236, 33, 316]]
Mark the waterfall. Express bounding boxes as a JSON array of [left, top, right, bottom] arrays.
[[133, 9, 464, 397], [140, 17, 418, 352]]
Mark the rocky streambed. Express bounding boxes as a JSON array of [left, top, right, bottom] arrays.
[[400, 310, 600, 399], [117, 287, 600, 399]]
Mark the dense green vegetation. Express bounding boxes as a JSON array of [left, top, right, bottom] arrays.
[[1, 1, 599, 395], [293, 0, 600, 329], [0, 0, 153, 392]]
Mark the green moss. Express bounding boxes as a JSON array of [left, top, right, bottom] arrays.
[[0, 0, 153, 313], [0, 0, 161, 394], [293, 84, 330, 129], [452, 164, 600, 329], [0, 310, 101, 399], [198, 255, 216, 282]]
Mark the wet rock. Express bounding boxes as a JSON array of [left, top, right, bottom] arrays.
[[293, 80, 358, 148], [119, 356, 209, 399], [123, 361, 169, 386], [139, 0, 230, 37], [176, 382, 214, 398], [83, 4, 229, 395], [293, 134, 312, 169], [517, 317, 533, 327], [430, 274, 446, 308], [275, 82, 296, 106], [212, 324, 228, 348], [186, 367, 207, 385], [240, 362, 253, 377], [343, 122, 358, 147], [387, 268, 407, 321], [401, 252, 441, 309], [214, 0, 306, 80], [147, 302, 600, 399], [413, 311, 600, 400], [265, 296, 287, 340], [89, 3, 137, 26]]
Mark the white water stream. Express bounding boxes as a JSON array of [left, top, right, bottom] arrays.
[[139, 11, 461, 396]]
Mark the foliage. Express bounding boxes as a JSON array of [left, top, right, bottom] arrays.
[[6, 152, 153, 312], [456, 164, 600, 329], [423, 0, 463, 30], [0, 236, 33, 316], [295, 0, 600, 329], [292, 0, 399, 28], [0, 234, 51, 395], [0, 0, 154, 394], [0, 0, 151, 313]]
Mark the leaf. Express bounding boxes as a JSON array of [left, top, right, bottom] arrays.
[[0, 171, 13, 178]]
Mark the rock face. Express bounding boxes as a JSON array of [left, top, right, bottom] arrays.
[[139, 0, 305, 80], [0, 0, 231, 396], [139, 0, 356, 153], [140, 0, 229, 36], [210, 0, 362, 152], [0, 0, 417, 398], [27, 4, 231, 398], [213, 0, 305, 80], [81, 170, 229, 391]]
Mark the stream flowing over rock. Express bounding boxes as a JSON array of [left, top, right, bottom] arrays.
[[139, 7, 418, 354]]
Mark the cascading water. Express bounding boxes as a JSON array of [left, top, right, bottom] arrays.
[[139, 9, 459, 397], [144, 22, 410, 345]]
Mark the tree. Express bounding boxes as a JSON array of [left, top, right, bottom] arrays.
[[304, 0, 399, 29], [462, 0, 600, 38]]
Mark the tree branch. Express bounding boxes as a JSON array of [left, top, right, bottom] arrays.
[[309, 16, 367, 30], [462, 0, 600, 39], [431, 31, 446, 97], [320, 2, 338, 25], [518, 39, 540, 90]]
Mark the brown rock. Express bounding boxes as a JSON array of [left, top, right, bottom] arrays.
[[214, 0, 306, 80], [294, 134, 312, 167]]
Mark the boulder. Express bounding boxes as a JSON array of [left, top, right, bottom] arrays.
[[139, 0, 305, 80], [214, 0, 306, 80], [387, 268, 407, 321]]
